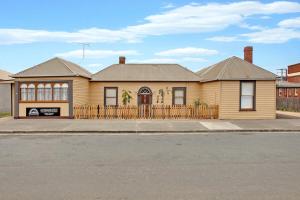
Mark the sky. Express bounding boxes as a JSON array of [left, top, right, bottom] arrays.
[[0, 0, 300, 75]]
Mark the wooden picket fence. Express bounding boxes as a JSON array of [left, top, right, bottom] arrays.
[[73, 104, 219, 119], [277, 97, 300, 112]]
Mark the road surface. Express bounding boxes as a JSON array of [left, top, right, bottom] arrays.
[[0, 132, 300, 200]]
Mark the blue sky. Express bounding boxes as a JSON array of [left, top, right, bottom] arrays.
[[0, 0, 300, 75]]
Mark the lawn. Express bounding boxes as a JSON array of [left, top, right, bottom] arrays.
[[0, 112, 10, 118]]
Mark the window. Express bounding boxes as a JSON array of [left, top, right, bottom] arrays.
[[278, 88, 283, 97], [27, 84, 35, 101], [53, 83, 61, 100], [19, 82, 68, 102], [288, 88, 292, 97], [37, 84, 45, 101], [104, 87, 118, 106], [20, 84, 28, 101], [61, 83, 68, 101], [45, 83, 52, 101], [240, 81, 255, 111], [172, 87, 186, 105]]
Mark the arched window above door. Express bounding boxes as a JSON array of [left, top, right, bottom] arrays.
[[138, 87, 152, 95]]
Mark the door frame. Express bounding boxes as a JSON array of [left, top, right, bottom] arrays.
[[137, 87, 152, 105]]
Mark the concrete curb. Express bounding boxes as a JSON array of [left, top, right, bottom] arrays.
[[0, 129, 300, 134]]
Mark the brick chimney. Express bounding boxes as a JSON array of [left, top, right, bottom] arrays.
[[244, 46, 253, 63], [119, 56, 126, 64]]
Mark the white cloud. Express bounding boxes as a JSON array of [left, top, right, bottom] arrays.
[[0, 1, 299, 45], [156, 47, 218, 57], [162, 3, 175, 9], [278, 16, 300, 28], [206, 36, 239, 42], [239, 23, 265, 31], [241, 28, 300, 43], [55, 49, 139, 59], [260, 15, 272, 19]]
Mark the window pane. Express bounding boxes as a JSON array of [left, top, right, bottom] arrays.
[[37, 88, 45, 101], [27, 84, 35, 101], [54, 88, 61, 100], [45, 84, 52, 101], [174, 97, 184, 105], [241, 96, 253, 109], [241, 82, 254, 95], [61, 88, 68, 101], [175, 90, 184, 97], [106, 97, 117, 106], [106, 89, 117, 97], [21, 88, 27, 101], [27, 88, 35, 101]]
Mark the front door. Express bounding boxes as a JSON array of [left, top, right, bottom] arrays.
[[138, 87, 152, 118], [140, 94, 151, 105]]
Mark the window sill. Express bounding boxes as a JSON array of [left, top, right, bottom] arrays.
[[239, 109, 256, 112]]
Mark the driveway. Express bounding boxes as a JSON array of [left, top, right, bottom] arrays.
[[0, 132, 300, 199]]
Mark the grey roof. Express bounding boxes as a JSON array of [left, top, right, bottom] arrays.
[[197, 56, 276, 82], [0, 69, 13, 81], [92, 64, 201, 81], [277, 81, 300, 88], [12, 57, 91, 78]]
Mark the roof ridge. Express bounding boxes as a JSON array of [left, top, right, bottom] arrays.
[[58, 57, 92, 75], [173, 64, 199, 78], [56, 57, 77, 76], [92, 64, 117, 77], [217, 57, 234, 80]]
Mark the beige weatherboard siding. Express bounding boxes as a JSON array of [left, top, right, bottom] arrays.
[[219, 80, 276, 119], [89, 82, 201, 106], [200, 81, 221, 105]]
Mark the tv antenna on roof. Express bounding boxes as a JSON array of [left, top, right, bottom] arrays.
[[78, 43, 90, 60]]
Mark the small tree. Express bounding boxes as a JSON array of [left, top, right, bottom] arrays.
[[122, 90, 132, 106], [194, 98, 201, 107], [159, 89, 164, 104]]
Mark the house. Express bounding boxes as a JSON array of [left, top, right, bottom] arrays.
[[287, 63, 300, 82], [0, 69, 14, 114], [11, 46, 276, 119], [197, 46, 276, 119], [276, 63, 300, 98]]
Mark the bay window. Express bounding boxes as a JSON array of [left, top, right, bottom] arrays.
[[19, 82, 68, 102], [240, 81, 256, 111]]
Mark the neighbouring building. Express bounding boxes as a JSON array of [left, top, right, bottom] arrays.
[[287, 63, 300, 82], [11, 46, 277, 119], [0, 69, 14, 114], [276, 62, 300, 98]]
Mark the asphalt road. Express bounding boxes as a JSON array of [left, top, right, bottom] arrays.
[[0, 132, 300, 200]]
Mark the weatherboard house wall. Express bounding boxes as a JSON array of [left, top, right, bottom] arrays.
[[10, 47, 277, 119], [0, 69, 13, 114]]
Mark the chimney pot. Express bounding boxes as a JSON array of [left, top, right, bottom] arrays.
[[119, 56, 126, 64], [244, 46, 253, 63]]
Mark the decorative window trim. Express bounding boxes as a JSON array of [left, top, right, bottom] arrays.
[[104, 87, 118, 106], [19, 82, 69, 103], [172, 87, 186, 105], [240, 81, 256, 111]]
